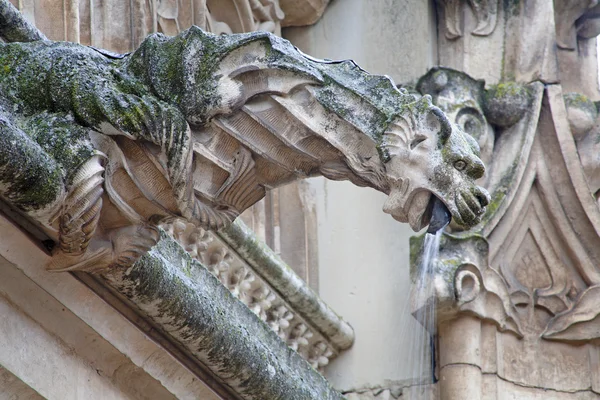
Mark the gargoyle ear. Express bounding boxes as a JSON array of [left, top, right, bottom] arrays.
[[427, 106, 452, 144]]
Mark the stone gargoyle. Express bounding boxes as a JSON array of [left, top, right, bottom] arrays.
[[0, 7, 490, 272]]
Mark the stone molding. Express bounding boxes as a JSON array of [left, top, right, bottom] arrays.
[[101, 229, 346, 400], [162, 218, 354, 369]]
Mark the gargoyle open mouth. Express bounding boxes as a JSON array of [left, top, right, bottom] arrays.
[[404, 191, 451, 233], [426, 196, 451, 233]]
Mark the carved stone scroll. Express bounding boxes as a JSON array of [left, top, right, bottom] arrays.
[[554, 0, 599, 50]]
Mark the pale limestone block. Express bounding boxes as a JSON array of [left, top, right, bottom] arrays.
[[439, 364, 482, 400], [496, 332, 592, 392], [494, 375, 600, 399], [481, 373, 498, 400], [0, 257, 178, 399], [0, 366, 44, 400], [503, 0, 559, 83], [439, 316, 482, 368], [283, 0, 437, 85], [480, 322, 498, 374], [557, 38, 600, 101], [344, 390, 393, 400], [437, 0, 505, 84], [0, 214, 220, 400], [591, 345, 600, 394], [0, 295, 130, 400]]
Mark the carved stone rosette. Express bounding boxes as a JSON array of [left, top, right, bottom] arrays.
[[161, 218, 351, 369]]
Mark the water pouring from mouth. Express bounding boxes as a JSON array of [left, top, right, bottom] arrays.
[[426, 196, 451, 234]]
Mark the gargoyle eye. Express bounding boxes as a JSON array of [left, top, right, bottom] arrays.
[[410, 135, 427, 150], [454, 160, 467, 171]]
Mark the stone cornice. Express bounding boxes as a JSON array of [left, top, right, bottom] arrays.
[[162, 218, 354, 369], [101, 229, 346, 400]]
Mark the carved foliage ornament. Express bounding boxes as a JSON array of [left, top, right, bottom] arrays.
[[413, 67, 600, 345], [438, 0, 499, 39], [163, 219, 337, 369], [0, 8, 489, 272]]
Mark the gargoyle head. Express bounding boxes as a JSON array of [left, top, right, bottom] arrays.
[[380, 96, 490, 232]]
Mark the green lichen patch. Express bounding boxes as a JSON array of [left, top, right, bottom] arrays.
[[483, 82, 531, 127], [0, 112, 64, 210], [564, 92, 597, 116], [16, 112, 95, 183], [106, 230, 346, 400]]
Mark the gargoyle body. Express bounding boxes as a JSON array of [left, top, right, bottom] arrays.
[[0, 27, 489, 272]]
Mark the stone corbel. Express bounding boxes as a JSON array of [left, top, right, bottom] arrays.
[[410, 233, 523, 337]]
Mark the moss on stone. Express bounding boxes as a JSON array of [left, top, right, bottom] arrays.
[[564, 92, 597, 115], [16, 112, 94, 183], [108, 230, 346, 400], [483, 82, 531, 127]]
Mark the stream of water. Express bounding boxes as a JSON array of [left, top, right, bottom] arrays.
[[406, 229, 442, 400]]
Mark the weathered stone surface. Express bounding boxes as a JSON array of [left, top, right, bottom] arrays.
[[564, 92, 598, 139], [0, 16, 489, 274], [437, 0, 499, 39], [279, 0, 330, 27], [162, 217, 350, 369], [411, 77, 600, 399], [102, 229, 346, 400], [0, 212, 223, 399], [0, 365, 44, 400], [0, 0, 46, 42], [483, 82, 532, 128]]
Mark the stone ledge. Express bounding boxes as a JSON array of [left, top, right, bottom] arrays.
[[218, 219, 355, 351], [101, 229, 345, 400], [162, 218, 354, 369]]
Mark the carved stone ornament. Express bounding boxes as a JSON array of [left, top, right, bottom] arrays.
[[0, 2, 489, 274], [554, 0, 599, 50], [155, 0, 285, 37], [438, 0, 499, 39], [412, 70, 600, 395], [162, 219, 348, 369], [412, 78, 600, 335]]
